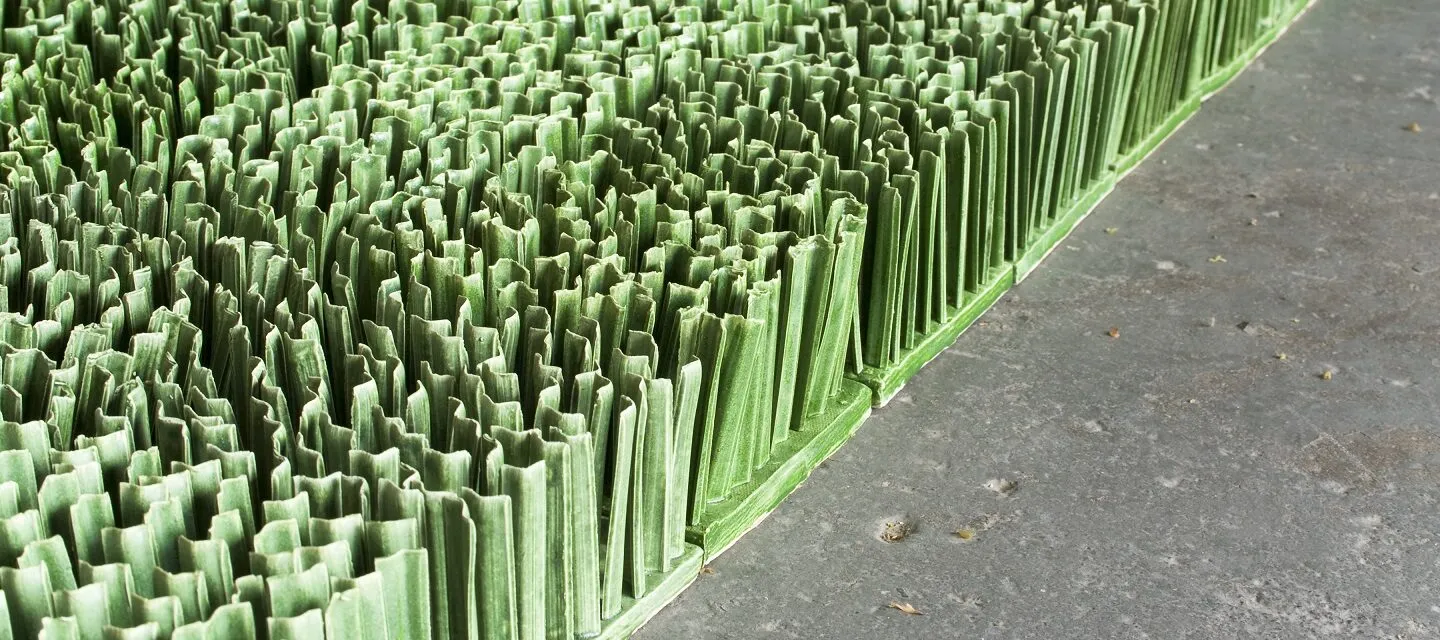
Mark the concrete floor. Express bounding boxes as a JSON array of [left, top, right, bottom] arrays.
[[636, 1, 1440, 638]]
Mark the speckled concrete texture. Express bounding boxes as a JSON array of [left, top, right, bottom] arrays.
[[636, 1, 1440, 638]]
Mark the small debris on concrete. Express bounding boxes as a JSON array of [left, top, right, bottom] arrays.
[[1320, 369, 1335, 380], [880, 521, 912, 543], [953, 512, 1004, 541], [1404, 122, 1423, 133], [700, 566, 716, 575], [887, 602, 923, 616], [1275, 352, 1288, 361], [984, 478, 1018, 497], [1107, 327, 1120, 338], [1263, 210, 1282, 218], [1203, 317, 1216, 328], [1105, 227, 1118, 234]]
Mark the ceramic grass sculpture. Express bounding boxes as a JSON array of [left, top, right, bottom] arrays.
[[0, 0, 1309, 638]]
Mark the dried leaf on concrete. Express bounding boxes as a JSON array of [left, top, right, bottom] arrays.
[[888, 602, 923, 615]]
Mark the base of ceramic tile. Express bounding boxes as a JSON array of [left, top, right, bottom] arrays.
[[1017, 0, 1318, 284], [684, 380, 872, 561], [855, 264, 1016, 408], [1014, 179, 1118, 282], [593, 543, 704, 640]]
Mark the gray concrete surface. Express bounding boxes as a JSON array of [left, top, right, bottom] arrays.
[[635, 1, 1440, 638]]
